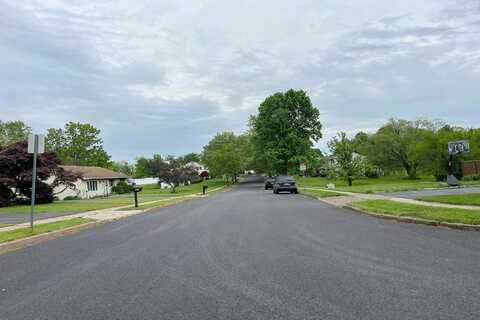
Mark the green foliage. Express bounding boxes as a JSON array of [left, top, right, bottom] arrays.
[[367, 119, 437, 178], [134, 157, 150, 178], [112, 181, 133, 194], [46, 122, 111, 167], [0, 120, 32, 146], [328, 132, 365, 185], [202, 132, 246, 182], [145, 155, 197, 193], [110, 161, 134, 176], [63, 196, 80, 201], [182, 153, 201, 164], [463, 174, 480, 181], [250, 89, 322, 174]]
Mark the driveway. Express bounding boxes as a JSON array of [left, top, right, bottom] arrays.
[[1, 178, 479, 319], [379, 186, 480, 199]]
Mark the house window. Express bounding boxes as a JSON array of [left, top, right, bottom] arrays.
[[87, 180, 98, 191]]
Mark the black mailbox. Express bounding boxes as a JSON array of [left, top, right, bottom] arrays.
[[133, 186, 143, 208]]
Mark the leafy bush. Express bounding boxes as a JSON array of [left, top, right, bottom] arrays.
[[463, 174, 480, 181], [0, 187, 14, 207], [112, 181, 133, 194], [63, 196, 80, 201]]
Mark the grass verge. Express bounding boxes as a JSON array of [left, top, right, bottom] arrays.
[[301, 189, 343, 198], [0, 179, 227, 214], [417, 193, 480, 206], [0, 218, 94, 244], [349, 200, 480, 225], [122, 197, 193, 211], [0, 224, 12, 229], [297, 175, 480, 194]]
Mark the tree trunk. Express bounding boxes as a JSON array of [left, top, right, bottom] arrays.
[[405, 164, 417, 179]]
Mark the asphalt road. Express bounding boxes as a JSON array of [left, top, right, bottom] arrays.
[[379, 186, 480, 199], [1, 177, 480, 319]]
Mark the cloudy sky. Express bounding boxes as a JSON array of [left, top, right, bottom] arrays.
[[1, 0, 479, 161]]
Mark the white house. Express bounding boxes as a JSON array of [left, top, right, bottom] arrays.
[[184, 161, 209, 176], [50, 165, 129, 200]]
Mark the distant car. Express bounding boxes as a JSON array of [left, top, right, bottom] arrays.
[[264, 177, 275, 190], [273, 176, 298, 194]]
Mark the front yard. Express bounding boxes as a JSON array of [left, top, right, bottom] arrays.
[[0, 179, 226, 215], [349, 199, 480, 225], [297, 175, 480, 194], [0, 218, 94, 244], [417, 193, 480, 206]]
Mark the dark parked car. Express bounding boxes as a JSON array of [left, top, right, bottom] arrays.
[[273, 176, 298, 194], [264, 176, 275, 190]]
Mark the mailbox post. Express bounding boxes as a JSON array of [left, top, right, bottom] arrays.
[[133, 185, 143, 208]]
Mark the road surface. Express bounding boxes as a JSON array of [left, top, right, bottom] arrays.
[[1, 177, 479, 319]]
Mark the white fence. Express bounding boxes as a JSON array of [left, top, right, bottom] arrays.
[[129, 177, 170, 189]]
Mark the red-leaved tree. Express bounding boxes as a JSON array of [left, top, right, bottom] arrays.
[[0, 141, 79, 207]]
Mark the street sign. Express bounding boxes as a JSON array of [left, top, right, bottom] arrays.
[[27, 134, 45, 229], [448, 140, 470, 155], [28, 134, 45, 154], [299, 162, 307, 171]]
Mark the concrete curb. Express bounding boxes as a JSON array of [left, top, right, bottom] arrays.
[[344, 205, 480, 232], [0, 221, 103, 256]]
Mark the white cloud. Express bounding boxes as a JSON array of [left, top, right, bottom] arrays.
[[0, 0, 479, 159]]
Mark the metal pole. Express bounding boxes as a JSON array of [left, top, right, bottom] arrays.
[[30, 135, 38, 230], [134, 191, 138, 208]]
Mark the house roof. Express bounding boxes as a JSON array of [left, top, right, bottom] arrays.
[[60, 165, 129, 180]]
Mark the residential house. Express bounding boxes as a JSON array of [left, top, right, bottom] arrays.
[[49, 165, 129, 200]]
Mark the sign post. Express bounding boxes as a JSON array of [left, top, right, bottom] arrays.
[[447, 140, 470, 187], [28, 134, 45, 230], [299, 162, 307, 176]]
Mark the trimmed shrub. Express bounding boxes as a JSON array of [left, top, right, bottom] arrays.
[[112, 181, 133, 194], [463, 174, 480, 181], [63, 196, 80, 201]]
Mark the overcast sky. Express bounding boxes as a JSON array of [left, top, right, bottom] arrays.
[[1, 0, 479, 161]]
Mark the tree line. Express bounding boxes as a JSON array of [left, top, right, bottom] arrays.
[[2, 89, 479, 194]]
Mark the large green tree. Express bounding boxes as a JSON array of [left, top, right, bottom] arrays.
[[0, 120, 32, 146], [46, 122, 111, 167], [202, 132, 246, 182], [369, 119, 437, 178], [328, 132, 364, 186], [110, 161, 134, 176], [251, 89, 322, 174], [134, 157, 151, 178]]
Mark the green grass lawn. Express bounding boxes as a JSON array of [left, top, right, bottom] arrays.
[[0, 218, 94, 244], [122, 197, 193, 211], [0, 224, 12, 228], [0, 179, 227, 214], [300, 188, 343, 198], [296, 175, 480, 194], [350, 200, 480, 225], [417, 193, 480, 206]]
